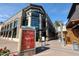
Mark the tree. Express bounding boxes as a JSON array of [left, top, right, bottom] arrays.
[[54, 20, 64, 43], [54, 20, 64, 29]]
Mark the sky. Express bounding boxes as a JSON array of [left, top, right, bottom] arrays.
[[0, 3, 72, 25]]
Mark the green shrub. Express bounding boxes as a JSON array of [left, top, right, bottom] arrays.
[[0, 47, 10, 56]]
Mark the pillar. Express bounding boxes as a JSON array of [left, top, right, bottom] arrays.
[[17, 17, 22, 54], [4, 27, 7, 39], [7, 25, 10, 40], [46, 18, 49, 44], [15, 19, 19, 39], [38, 14, 42, 42], [11, 22, 14, 40], [28, 11, 31, 27]]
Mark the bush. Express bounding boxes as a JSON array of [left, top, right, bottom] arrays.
[[0, 47, 10, 56]]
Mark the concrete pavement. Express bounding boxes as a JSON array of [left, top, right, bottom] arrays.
[[0, 38, 79, 56], [0, 39, 18, 52], [35, 40, 79, 56]]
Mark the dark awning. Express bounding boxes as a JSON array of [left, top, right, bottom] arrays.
[[72, 24, 79, 29]]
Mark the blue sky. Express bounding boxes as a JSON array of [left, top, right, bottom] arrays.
[[0, 3, 72, 24]]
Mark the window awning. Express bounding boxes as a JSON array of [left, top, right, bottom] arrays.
[[66, 19, 79, 28], [72, 24, 79, 29]]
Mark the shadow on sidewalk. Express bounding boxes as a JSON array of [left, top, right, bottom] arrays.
[[36, 47, 50, 54], [45, 44, 50, 46]]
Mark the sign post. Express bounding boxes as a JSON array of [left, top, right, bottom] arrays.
[[20, 27, 36, 56]]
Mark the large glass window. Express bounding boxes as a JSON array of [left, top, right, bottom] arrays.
[[22, 13, 28, 26], [8, 31, 11, 37], [31, 10, 39, 29], [12, 28, 17, 38], [12, 23, 14, 29], [1, 27, 4, 36], [12, 20, 18, 38], [14, 20, 18, 28], [6, 25, 9, 31], [5, 31, 8, 37], [31, 10, 40, 41], [31, 17, 39, 29], [1, 32, 3, 36], [31, 11, 39, 17], [22, 19, 28, 26], [9, 23, 12, 30]]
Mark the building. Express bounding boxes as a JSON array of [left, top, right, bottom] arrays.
[[57, 25, 67, 42], [0, 4, 56, 55], [66, 3, 79, 45], [0, 4, 55, 42], [0, 22, 3, 32]]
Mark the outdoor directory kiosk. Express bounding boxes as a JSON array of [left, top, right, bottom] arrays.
[[20, 27, 36, 56]]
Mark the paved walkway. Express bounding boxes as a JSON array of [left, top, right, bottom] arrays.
[[0, 39, 18, 52], [35, 40, 79, 56], [0, 38, 79, 56]]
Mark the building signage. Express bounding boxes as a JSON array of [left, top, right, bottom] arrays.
[[21, 28, 35, 51]]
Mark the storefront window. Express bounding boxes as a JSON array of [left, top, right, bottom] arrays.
[[0, 27, 4, 36], [8, 31, 11, 37], [31, 10, 39, 17], [10, 23, 12, 29], [14, 20, 18, 28], [22, 19, 28, 26], [12, 20, 18, 38], [6, 25, 9, 30], [31, 10, 39, 29], [22, 13, 28, 26], [31, 10, 40, 41], [0, 32, 3, 36], [12, 28, 17, 38], [5, 31, 8, 37], [31, 17, 39, 29]]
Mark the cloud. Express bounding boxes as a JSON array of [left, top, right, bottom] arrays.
[[0, 14, 9, 19], [0, 14, 10, 22]]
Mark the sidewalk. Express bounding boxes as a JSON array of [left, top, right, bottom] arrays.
[[35, 40, 79, 56], [0, 39, 18, 52]]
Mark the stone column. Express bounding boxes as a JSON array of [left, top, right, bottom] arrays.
[[11, 22, 14, 40], [4, 27, 6, 39], [2, 26, 4, 38], [17, 28, 22, 54], [7, 25, 10, 40], [46, 18, 49, 44], [2, 29, 4, 37], [28, 11, 31, 27], [16, 18, 21, 41], [17, 17, 22, 54], [16, 19, 19, 39], [39, 14, 42, 42], [4, 27, 7, 39]]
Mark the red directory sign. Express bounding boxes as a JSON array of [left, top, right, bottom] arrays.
[[21, 29, 35, 51]]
